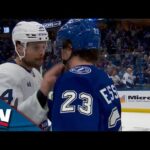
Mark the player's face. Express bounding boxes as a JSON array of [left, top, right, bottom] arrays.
[[22, 41, 47, 68]]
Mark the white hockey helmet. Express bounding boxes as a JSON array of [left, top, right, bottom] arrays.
[[12, 21, 49, 59]]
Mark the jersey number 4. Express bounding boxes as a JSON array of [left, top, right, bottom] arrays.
[[60, 90, 93, 116], [1, 89, 13, 104]]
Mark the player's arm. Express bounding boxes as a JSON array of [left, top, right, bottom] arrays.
[[18, 90, 53, 130], [17, 90, 49, 125], [18, 63, 65, 125], [0, 71, 47, 125]]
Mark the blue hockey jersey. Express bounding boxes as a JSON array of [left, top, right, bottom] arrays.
[[50, 65, 121, 131]]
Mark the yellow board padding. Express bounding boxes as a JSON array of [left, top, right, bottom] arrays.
[[122, 108, 150, 113]]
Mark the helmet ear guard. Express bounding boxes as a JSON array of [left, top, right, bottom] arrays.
[[12, 21, 49, 60]]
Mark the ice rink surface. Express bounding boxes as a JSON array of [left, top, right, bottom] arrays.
[[122, 112, 150, 131]]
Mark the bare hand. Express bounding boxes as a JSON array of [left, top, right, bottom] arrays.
[[40, 63, 65, 96]]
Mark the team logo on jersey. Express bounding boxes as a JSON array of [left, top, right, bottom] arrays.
[[27, 81, 31, 87], [69, 66, 91, 74]]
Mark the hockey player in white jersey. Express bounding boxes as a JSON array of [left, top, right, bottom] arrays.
[[0, 21, 64, 129]]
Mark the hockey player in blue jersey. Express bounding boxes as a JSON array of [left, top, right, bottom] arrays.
[[49, 19, 122, 131]]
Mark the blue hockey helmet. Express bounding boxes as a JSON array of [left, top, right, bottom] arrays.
[[56, 19, 101, 51]]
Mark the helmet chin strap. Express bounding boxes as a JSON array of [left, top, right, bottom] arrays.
[[62, 45, 74, 66], [15, 43, 27, 60], [62, 51, 73, 67]]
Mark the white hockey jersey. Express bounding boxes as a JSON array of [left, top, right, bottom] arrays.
[[0, 62, 48, 125]]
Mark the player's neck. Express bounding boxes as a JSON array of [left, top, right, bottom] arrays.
[[15, 58, 32, 71], [68, 56, 93, 69]]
